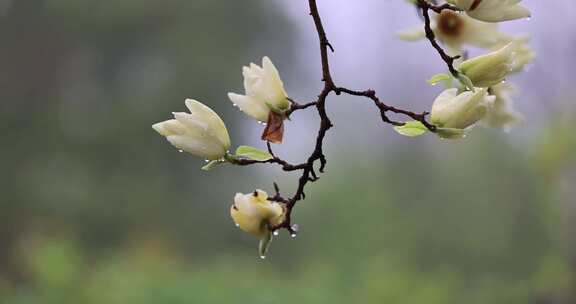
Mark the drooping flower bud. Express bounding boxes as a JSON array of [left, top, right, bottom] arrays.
[[458, 41, 521, 88], [431, 88, 495, 130], [152, 99, 231, 160], [230, 190, 285, 237], [446, 0, 531, 23], [230, 189, 286, 258], [228, 57, 290, 143]]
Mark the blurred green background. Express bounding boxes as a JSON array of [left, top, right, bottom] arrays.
[[1, 0, 575, 303]]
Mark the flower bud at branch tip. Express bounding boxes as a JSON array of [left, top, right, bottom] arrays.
[[152, 99, 231, 160]]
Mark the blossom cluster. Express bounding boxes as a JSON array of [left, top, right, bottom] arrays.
[[152, 57, 292, 257], [397, 0, 534, 138], [152, 0, 534, 257]]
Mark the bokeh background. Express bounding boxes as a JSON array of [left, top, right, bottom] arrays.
[[1, 0, 576, 303]]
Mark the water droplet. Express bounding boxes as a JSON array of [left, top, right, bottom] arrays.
[[260, 255, 266, 260], [273, 231, 279, 236], [290, 234, 297, 238], [205, 159, 210, 163], [178, 149, 184, 153], [232, 103, 238, 107], [291, 224, 300, 233], [235, 223, 240, 227]]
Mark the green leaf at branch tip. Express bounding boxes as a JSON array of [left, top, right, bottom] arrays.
[[457, 74, 476, 92], [394, 121, 428, 137], [435, 127, 466, 140], [427, 73, 452, 86], [201, 159, 225, 171], [235, 145, 273, 161]]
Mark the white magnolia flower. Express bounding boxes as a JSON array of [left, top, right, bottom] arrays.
[[492, 36, 535, 74], [431, 88, 495, 129], [230, 190, 285, 237], [446, 0, 531, 23], [483, 83, 523, 130], [398, 10, 510, 53], [458, 41, 524, 88], [152, 99, 231, 160], [228, 56, 290, 122]]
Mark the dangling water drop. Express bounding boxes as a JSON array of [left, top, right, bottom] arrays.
[[290, 234, 297, 238], [235, 223, 240, 227], [205, 159, 210, 163], [260, 255, 266, 260], [178, 149, 184, 153], [273, 231, 279, 236]]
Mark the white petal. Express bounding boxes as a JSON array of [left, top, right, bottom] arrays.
[[152, 119, 186, 137], [173, 112, 207, 135], [228, 92, 269, 122], [185, 99, 231, 148], [262, 56, 289, 108], [166, 135, 226, 160]]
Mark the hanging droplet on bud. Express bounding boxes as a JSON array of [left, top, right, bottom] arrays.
[[273, 231, 279, 236]]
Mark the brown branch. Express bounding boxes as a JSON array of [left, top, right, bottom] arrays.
[[417, 0, 462, 78], [230, 0, 441, 235], [336, 87, 436, 131], [286, 98, 317, 116]]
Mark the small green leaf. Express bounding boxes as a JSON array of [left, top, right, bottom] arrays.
[[394, 121, 429, 137], [235, 145, 273, 161], [427, 73, 452, 86], [435, 127, 466, 139], [201, 160, 223, 171], [457, 74, 476, 92], [259, 230, 273, 259]]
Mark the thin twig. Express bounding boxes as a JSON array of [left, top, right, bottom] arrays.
[[417, 0, 462, 77]]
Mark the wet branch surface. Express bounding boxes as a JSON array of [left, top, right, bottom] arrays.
[[417, 0, 462, 77], [230, 0, 457, 234]]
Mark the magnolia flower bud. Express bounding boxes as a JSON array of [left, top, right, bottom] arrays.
[[458, 41, 520, 88], [228, 57, 290, 122], [152, 99, 231, 160], [230, 190, 285, 237], [228, 57, 290, 144], [431, 88, 495, 129], [446, 0, 531, 23]]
